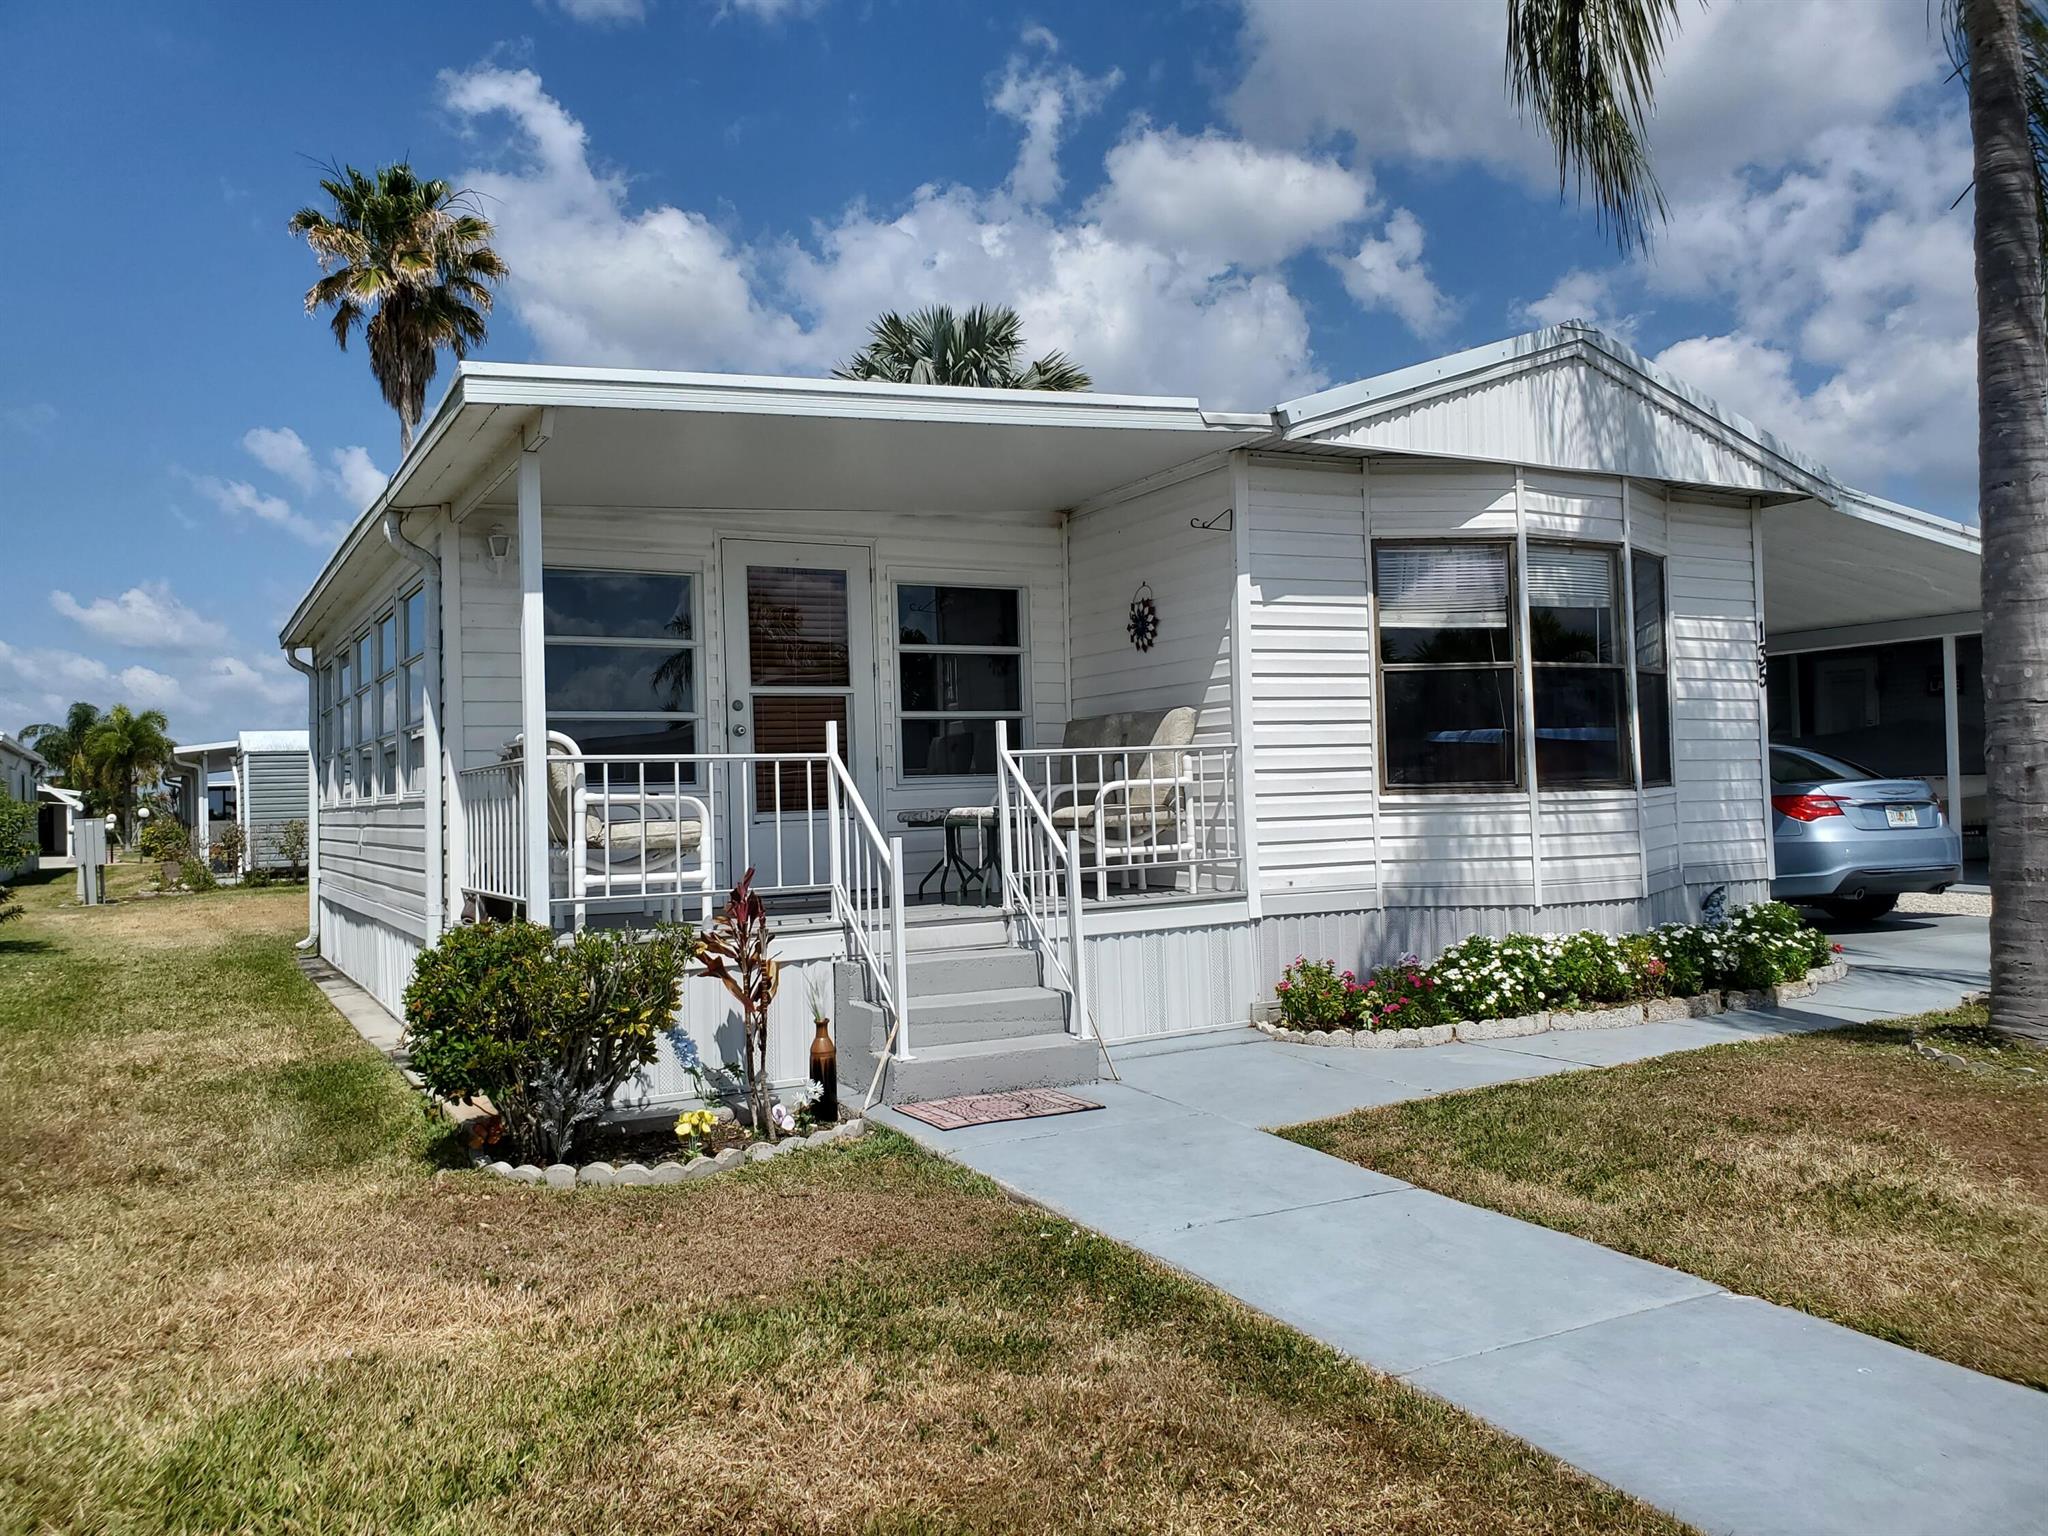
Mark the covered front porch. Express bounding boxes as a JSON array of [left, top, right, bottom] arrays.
[[423, 369, 1263, 1080]]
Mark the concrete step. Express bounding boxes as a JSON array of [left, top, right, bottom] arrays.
[[907, 985, 1065, 1047], [904, 913, 1012, 952], [907, 945, 1043, 997], [871, 1031, 1101, 1104]]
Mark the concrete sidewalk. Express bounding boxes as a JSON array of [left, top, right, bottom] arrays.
[[876, 914, 2048, 1536]]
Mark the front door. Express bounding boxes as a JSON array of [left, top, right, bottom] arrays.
[[719, 540, 877, 887]]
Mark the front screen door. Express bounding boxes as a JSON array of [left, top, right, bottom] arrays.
[[719, 540, 876, 885]]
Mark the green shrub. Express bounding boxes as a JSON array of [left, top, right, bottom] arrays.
[[403, 919, 696, 1163], [180, 857, 219, 892], [137, 818, 190, 863], [1275, 955, 1351, 1030]]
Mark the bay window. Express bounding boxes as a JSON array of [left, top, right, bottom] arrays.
[[897, 584, 1025, 777], [1527, 543, 1631, 788], [1631, 552, 1672, 785], [542, 568, 698, 779], [1374, 542, 1519, 788]]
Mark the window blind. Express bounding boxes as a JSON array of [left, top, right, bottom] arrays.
[[1526, 546, 1614, 609], [1377, 544, 1509, 628]]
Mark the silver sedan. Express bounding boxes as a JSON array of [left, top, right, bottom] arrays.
[[1768, 744, 1963, 922]]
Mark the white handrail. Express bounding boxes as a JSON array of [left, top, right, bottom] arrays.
[[995, 720, 1088, 1033], [824, 722, 912, 1075]]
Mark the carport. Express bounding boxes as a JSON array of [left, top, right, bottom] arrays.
[[1760, 490, 1983, 866]]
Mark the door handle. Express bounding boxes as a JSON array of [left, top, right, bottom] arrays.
[[732, 724, 747, 738]]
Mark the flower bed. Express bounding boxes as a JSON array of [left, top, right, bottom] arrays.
[[1261, 901, 1846, 1048]]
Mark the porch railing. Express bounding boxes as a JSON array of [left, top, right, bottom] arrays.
[[456, 732, 912, 1064], [824, 722, 912, 1065], [458, 760, 525, 904], [995, 721, 1091, 1037], [1003, 736, 1243, 902]]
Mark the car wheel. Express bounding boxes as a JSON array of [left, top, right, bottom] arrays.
[[1819, 894, 1898, 923]]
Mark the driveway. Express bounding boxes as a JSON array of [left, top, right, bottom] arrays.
[[876, 915, 2047, 1536]]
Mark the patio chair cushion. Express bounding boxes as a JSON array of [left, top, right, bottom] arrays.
[[584, 812, 704, 855], [1052, 707, 1197, 814]]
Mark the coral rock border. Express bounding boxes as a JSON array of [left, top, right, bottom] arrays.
[[1255, 962, 1849, 1049], [479, 1118, 869, 1189]]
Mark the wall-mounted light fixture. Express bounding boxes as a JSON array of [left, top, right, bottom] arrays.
[[487, 523, 513, 576]]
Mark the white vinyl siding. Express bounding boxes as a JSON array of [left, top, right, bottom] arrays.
[[1242, 456, 1374, 896], [1066, 463, 1235, 742], [1668, 496, 1771, 885]]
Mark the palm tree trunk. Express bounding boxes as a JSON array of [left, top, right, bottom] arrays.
[[1967, 0, 2048, 1044]]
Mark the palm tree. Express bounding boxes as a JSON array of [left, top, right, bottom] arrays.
[[80, 706, 175, 844], [834, 304, 1090, 390], [290, 163, 507, 455], [1508, 0, 2048, 1040], [20, 701, 102, 788]]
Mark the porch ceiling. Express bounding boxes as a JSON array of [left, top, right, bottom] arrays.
[[483, 402, 1259, 515], [1761, 495, 1980, 639]]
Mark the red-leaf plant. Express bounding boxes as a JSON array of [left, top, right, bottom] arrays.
[[696, 869, 784, 1141]]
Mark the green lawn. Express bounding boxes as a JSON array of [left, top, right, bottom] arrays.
[[1285, 1010, 2048, 1389], [0, 864, 1685, 1534]]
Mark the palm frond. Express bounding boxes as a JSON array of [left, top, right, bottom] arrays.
[[833, 302, 1090, 391], [1506, 0, 1683, 252], [291, 159, 508, 452]]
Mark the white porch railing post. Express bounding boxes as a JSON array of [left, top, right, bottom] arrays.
[[516, 447, 551, 927], [888, 835, 912, 1060], [824, 719, 843, 908], [995, 719, 1015, 911], [1065, 826, 1089, 1039]]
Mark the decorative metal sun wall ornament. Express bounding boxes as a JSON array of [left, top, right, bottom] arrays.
[[1127, 582, 1159, 652]]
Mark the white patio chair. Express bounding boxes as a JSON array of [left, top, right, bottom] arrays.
[[503, 731, 709, 925], [1041, 707, 1199, 899]]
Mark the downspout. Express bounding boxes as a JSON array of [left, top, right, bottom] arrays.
[[384, 508, 446, 940], [284, 651, 321, 949]]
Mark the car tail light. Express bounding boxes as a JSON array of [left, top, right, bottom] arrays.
[[1772, 793, 1844, 821]]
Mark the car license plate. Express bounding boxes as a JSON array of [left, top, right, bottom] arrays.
[[1885, 806, 1918, 828]]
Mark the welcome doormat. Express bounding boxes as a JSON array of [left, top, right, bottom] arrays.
[[894, 1087, 1103, 1130]]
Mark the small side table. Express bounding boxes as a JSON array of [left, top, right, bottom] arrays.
[[899, 806, 999, 904]]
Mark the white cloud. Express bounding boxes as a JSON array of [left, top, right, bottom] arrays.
[[117, 665, 182, 710], [1092, 128, 1368, 268], [724, 0, 826, 18], [242, 426, 318, 493], [329, 445, 387, 508], [3, 402, 57, 434], [988, 30, 1121, 206], [1332, 209, 1453, 337], [0, 638, 303, 744], [1514, 269, 1639, 343], [548, 0, 646, 22], [185, 473, 341, 549], [1229, 0, 1938, 200], [440, 60, 1340, 409], [49, 583, 231, 653], [440, 65, 811, 373]]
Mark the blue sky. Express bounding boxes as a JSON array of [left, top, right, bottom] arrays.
[[0, 0, 1974, 745]]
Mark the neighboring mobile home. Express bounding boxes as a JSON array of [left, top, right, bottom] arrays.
[[1, 732, 48, 881], [166, 731, 311, 875], [278, 324, 1980, 1106]]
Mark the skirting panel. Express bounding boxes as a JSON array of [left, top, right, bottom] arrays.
[[1251, 878, 1771, 992], [1083, 919, 1258, 1041], [319, 899, 424, 1021], [615, 947, 841, 1115]]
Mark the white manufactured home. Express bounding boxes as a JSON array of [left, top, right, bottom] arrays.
[[167, 731, 312, 875], [278, 324, 1969, 1106]]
